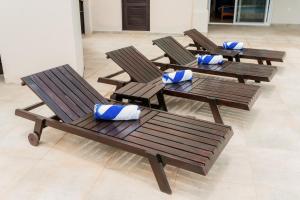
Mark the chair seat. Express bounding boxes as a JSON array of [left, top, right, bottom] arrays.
[[150, 74, 260, 110], [72, 108, 233, 175]]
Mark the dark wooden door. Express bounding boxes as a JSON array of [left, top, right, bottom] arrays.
[[122, 0, 150, 31]]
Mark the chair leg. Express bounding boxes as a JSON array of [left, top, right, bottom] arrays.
[[266, 60, 272, 65], [28, 118, 46, 146], [208, 100, 224, 124], [228, 57, 233, 62], [235, 56, 241, 62], [142, 99, 151, 108], [147, 152, 172, 194], [160, 65, 169, 71], [115, 94, 123, 102], [157, 91, 168, 112], [257, 59, 264, 65], [238, 77, 245, 83]]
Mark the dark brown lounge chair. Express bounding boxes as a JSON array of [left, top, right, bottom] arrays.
[[98, 46, 260, 124], [15, 65, 234, 194], [152, 36, 277, 83], [184, 28, 286, 65]]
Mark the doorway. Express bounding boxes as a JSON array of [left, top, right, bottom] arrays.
[[122, 0, 150, 31], [79, 0, 85, 34], [0, 56, 3, 75], [209, 0, 271, 25]]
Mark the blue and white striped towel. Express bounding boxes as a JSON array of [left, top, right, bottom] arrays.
[[94, 104, 141, 121], [197, 54, 224, 65], [223, 41, 244, 50], [162, 70, 193, 84]]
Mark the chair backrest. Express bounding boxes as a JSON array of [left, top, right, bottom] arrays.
[[106, 46, 162, 83], [22, 65, 108, 123], [184, 29, 219, 52], [153, 36, 196, 65]]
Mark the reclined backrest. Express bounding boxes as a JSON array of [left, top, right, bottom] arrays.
[[22, 65, 108, 123], [153, 36, 196, 66], [184, 29, 219, 52], [106, 46, 162, 83]]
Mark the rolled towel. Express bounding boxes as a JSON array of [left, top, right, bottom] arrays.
[[197, 54, 224, 65], [94, 104, 141, 121], [223, 41, 244, 50], [162, 70, 193, 84]]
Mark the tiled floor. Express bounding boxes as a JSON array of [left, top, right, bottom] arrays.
[[1, 25, 300, 199]]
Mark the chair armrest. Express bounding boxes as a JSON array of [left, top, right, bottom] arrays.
[[97, 77, 128, 89], [219, 5, 234, 10]]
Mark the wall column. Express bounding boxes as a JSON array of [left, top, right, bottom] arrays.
[[192, 0, 209, 33], [0, 0, 84, 83]]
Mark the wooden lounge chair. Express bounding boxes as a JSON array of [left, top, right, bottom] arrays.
[[152, 36, 277, 83], [15, 64, 234, 194], [184, 28, 286, 65], [98, 46, 260, 124]]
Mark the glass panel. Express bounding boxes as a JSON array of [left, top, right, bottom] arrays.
[[236, 0, 269, 23]]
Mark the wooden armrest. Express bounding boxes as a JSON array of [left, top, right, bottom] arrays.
[[152, 61, 189, 71], [97, 77, 128, 89], [23, 102, 45, 111], [150, 54, 168, 62]]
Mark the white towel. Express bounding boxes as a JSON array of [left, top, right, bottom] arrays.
[[223, 41, 244, 50], [162, 70, 193, 84], [197, 54, 224, 65], [94, 104, 141, 121]]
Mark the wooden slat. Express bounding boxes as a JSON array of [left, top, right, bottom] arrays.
[[107, 46, 162, 83], [114, 82, 138, 94], [125, 135, 210, 164], [44, 70, 92, 114], [37, 72, 86, 117], [59, 66, 106, 104], [133, 84, 156, 97], [21, 65, 108, 123], [22, 76, 73, 123], [184, 29, 219, 51], [153, 36, 196, 65], [156, 112, 229, 132], [113, 110, 158, 139], [152, 116, 227, 137], [105, 108, 151, 137], [135, 127, 217, 152], [141, 123, 221, 146], [30, 74, 79, 121], [123, 47, 161, 79], [146, 119, 225, 141], [50, 67, 96, 109], [130, 131, 214, 157]]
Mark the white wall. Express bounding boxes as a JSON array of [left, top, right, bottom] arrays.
[[150, 0, 194, 33], [83, 0, 94, 34], [90, 0, 208, 33], [271, 0, 300, 24], [91, 0, 122, 31], [0, 0, 84, 83]]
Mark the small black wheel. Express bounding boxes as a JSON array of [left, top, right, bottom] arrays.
[[28, 133, 40, 146]]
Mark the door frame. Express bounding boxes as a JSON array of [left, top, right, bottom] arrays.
[[122, 0, 150, 31], [208, 0, 272, 26]]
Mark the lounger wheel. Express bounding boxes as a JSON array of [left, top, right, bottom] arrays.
[[28, 133, 40, 146]]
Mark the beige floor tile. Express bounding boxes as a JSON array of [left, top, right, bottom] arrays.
[[2, 157, 103, 200]]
